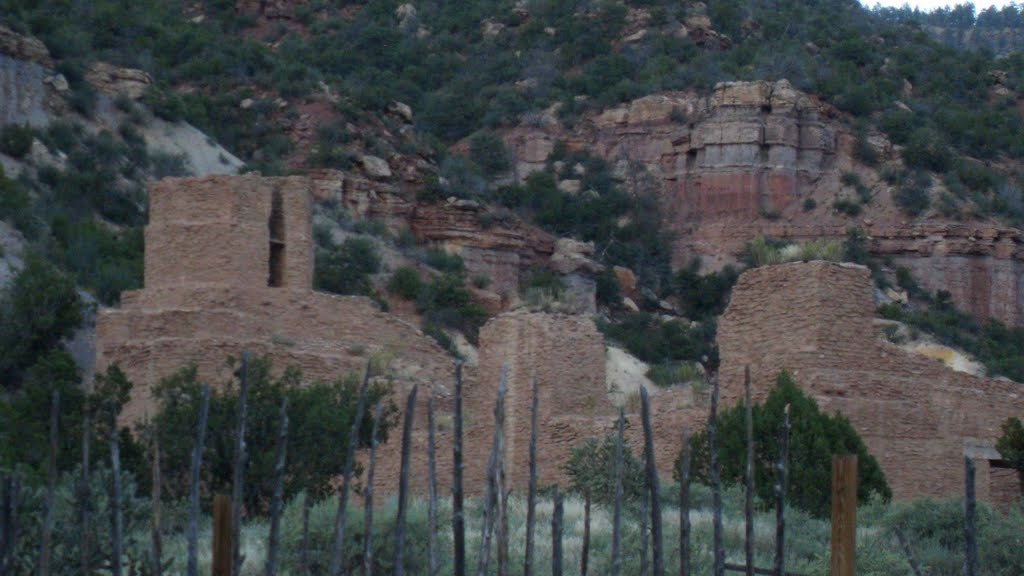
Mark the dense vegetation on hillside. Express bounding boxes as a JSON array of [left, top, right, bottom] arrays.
[[2, 1, 1023, 216]]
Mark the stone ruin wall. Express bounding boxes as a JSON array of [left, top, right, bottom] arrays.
[[717, 261, 1024, 507], [96, 176, 457, 496]]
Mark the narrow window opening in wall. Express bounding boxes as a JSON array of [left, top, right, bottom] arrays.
[[269, 190, 285, 287]]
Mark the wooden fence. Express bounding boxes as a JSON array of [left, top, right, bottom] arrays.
[[0, 358, 989, 576]]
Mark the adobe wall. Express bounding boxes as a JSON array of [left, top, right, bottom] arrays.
[[145, 175, 313, 290], [471, 311, 707, 491], [97, 175, 460, 497], [718, 261, 1024, 505]]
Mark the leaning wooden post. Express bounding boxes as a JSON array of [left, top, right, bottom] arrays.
[[744, 366, 754, 576], [79, 407, 93, 576], [709, 376, 724, 576], [328, 361, 371, 576], [523, 375, 540, 576], [364, 402, 384, 576], [452, 362, 466, 576], [640, 387, 664, 576], [231, 351, 250, 576], [265, 398, 290, 576], [427, 397, 439, 576], [679, 426, 692, 576], [551, 489, 564, 576], [151, 426, 163, 576], [110, 404, 124, 576], [830, 455, 857, 576], [774, 405, 790, 576], [38, 390, 59, 576], [495, 369, 509, 576], [213, 494, 232, 576], [611, 408, 625, 576], [187, 385, 211, 576], [964, 457, 978, 576], [476, 366, 508, 576], [393, 386, 418, 576]]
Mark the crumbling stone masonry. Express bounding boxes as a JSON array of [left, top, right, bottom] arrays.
[[718, 261, 1023, 507], [96, 175, 455, 429]]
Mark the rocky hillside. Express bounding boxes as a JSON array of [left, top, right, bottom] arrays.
[[1, 0, 1023, 388]]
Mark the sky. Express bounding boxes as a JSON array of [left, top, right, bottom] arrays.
[[863, 1, 1016, 9]]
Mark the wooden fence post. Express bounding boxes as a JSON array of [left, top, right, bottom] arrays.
[[300, 493, 312, 576], [744, 367, 754, 576], [38, 390, 59, 576], [0, 475, 19, 575], [679, 426, 691, 576], [80, 408, 93, 576], [830, 455, 857, 576], [328, 361, 371, 576], [774, 405, 790, 576], [964, 457, 978, 576], [213, 494, 232, 576], [187, 385, 211, 576], [551, 489, 563, 576], [427, 397, 439, 576], [611, 408, 625, 576], [231, 351, 250, 576], [363, 402, 384, 576], [476, 366, 507, 576], [452, 362, 466, 576], [151, 426, 163, 576], [393, 386, 418, 576], [640, 386, 664, 576], [524, 375, 539, 576], [265, 398, 289, 576], [709, 376, 724, 576], [110, 405, 123, 576]]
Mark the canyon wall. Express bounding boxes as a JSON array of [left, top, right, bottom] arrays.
[[501, 80, 1024, 326], [717, 261, 1024, 507]]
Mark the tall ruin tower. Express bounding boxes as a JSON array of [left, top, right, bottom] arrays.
[[96, 175, 453, 424], [143, 175, 313, 291]]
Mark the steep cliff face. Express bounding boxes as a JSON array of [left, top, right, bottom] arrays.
[[502, 80, 847, 266], [500, 80, 1024, 326]]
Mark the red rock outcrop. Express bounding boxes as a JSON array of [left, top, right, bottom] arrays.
[[500, 80, 1024, 326], [717, 261, 1023, 507]]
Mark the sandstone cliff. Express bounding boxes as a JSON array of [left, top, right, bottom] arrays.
[[498, 80, 1024, 326]]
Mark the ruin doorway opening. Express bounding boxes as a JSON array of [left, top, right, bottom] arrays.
[[269, 189, 285, 287]]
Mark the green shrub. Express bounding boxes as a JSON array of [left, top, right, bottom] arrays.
[[468, 129, 510, 178], [678, 371, 892, 517], [421, 248, 464, 276], [314, 237, 381, 296], [833, 198, 862, 216], [672, 263, 739, 320], [564, 433, 645, 504], [996, 417, 1024, 483], [894, 174, 932, 216], [151, 357, 396, 509], [802, 198, 817, 211], [0, 256, 83, 388], [0, 124, 35, 157], [600, 313, 716, 369], [388, 266, 424, 300], [594, 268, 621, 308]]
